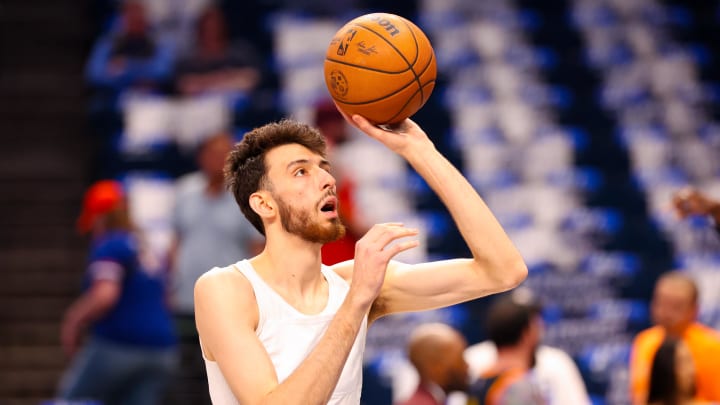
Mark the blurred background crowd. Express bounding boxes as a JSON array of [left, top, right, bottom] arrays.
[[1, 0, 719, 404]]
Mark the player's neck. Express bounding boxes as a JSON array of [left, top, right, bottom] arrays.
[[257, 232, 324, 290]]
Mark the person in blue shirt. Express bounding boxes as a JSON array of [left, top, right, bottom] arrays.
[[85, 0, 174, 91], [57, 179, 178, 405], [168, 131, 264, 403], [170, 131, 264, 319]]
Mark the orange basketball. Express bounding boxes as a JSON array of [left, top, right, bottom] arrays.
[[324, 13, 437, 125]]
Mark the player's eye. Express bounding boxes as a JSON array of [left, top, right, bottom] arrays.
[[294, 168, 306, 176]]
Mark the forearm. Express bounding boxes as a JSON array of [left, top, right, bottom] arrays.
[[262, 296, 368, 405], [405, 146, 526, 284], [64, 293, 114, 328]]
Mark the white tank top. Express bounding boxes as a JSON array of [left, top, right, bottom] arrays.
[[203, 259, 368, 405]]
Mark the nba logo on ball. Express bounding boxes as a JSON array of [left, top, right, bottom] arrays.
[[324, 13, 437, 124], [337, 29, 357, 56], [328, 70, 349, 97]]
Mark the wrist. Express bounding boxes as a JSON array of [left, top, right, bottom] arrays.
[[344, 290, 374, 316], [403, 141, 439, 167]]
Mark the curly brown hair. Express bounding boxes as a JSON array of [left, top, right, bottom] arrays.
[[224, 119, 327, 235]]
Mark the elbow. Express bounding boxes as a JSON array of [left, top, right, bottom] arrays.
[[90, 281, 122, 313], [94, 291, 121, 314], [503, 257, 528, 290], [481, 255, 528, 293]]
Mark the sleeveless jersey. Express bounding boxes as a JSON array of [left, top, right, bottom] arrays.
[[203, 259, 368, 404]]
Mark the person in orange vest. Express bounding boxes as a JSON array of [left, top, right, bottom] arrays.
[[629, 271, 720, 404]]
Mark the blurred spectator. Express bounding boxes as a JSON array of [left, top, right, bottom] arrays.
[[671, 187, 720, 233], [173, 5, 261, 97], [646, 337, 707, 405], [136, 0, 213, 57], [315, 100, 369, 265], [57, 180, 178, 404], [398, 323, 470, 405], [465, 313, 590, 404], [169, 131, 263, 400], [471, 293, 547, 405], [86, 0, 175, 90], [630, 271, 720, 405], [170, 131, 264, 315]]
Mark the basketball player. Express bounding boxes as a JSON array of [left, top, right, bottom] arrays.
[[194, 114, 528, 404]]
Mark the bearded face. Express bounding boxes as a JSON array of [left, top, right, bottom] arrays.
[[274, 191, 346, 244]]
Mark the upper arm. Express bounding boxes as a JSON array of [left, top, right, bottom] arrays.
[[86, 279, 122, 313], [370, 259, 522, 322], [194, 270, 280, 404], [85, 239, 129, 311]]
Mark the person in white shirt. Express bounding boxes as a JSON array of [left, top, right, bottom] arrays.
[[465, 341, 591, 405], [194, 114, 528, 404]]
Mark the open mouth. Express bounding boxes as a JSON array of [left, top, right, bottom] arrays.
[[320, 197, 337, 213]]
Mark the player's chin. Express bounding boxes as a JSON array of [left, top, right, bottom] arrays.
[[329, 219, 346, 236], [313, 221, 346, 244]]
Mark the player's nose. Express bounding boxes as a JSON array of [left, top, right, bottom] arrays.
[[319, 167, 336, 190]]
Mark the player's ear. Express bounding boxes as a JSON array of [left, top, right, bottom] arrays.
[[249, 191, 275, 220]]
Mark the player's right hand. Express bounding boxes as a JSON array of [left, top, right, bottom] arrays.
[[349, 223, 419, 308]]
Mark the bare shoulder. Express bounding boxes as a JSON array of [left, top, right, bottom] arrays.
[[329, 259, 355, 283], [194, 265, 259, 329], [196, 265, 254, 296], [194, 265, 261, 361]]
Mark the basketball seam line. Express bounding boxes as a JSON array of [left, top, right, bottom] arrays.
[[351, 20, 421, 83], [384, 79, 437, 123], [332, 75, 436, 106], [323, 57, 412, 75], [397, 18, 426, 104], [384, 47, 436, 122], [350, 19, 433, 121]]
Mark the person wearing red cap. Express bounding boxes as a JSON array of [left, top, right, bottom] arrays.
[[57, 179, 178, 405]]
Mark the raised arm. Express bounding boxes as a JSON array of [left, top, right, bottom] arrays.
[[195, 224, 418, 405], [672, 186, 720, 223], [340, 115, 527, 321]]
